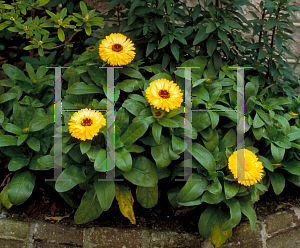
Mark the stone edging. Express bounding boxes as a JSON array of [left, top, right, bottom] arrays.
[[1, 207, 300, 247]]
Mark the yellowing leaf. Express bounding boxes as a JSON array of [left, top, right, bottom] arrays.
[[115, 183, 136, 224], [0, 185, 13, 209], [211, 214, 232, 247], [44, 211, 74, 222]]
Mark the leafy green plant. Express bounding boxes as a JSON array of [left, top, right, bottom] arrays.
[[1, 0, 300, 247]]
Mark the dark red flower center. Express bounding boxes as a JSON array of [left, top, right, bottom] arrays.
[[155, 112, 162, 117], [112, 44, 123, 52], [81, 118, 93, 126], [158, 90, 170, 99]]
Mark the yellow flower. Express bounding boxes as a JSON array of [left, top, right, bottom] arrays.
[[145, 78, 183, 112], [68, 108, 106, 141], [289, 111, 298, 116], [228, 149, 264, 187], [99, 33, 136, 66]]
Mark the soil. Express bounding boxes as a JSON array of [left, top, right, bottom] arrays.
[[1, 159, 300, 233]]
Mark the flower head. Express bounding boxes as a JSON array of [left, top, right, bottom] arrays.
[[145, 78, 183, 112], [99, 33, 136, 66], [68, 108, 106, 141], [228, 149, 264, 186]]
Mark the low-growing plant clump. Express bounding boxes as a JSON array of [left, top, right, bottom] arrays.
[[1, 0, 300, 246]]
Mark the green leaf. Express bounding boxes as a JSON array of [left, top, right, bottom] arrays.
[[8, 155, 30, 171], [175, 35, 187, 45], [116, 107, 129, 135], [256, 108, 273, 126], [29, 115, 53, 132], [149, 73, 173, 82], [80, 1, 88, 16], [222, 198, 242, 231], [121, 68, 143, 79], [0, 93, 17, 104], [257, 155, 273, 172], [0, 110, 4, 124], [275, 34, 282, 53], [58, 28, 65, 42], [206, 22, 216, 33], [136, 185, 158, 208], [117, 79, 140, 92], [121, 121, 148, 149], [17, 134, 28, 146], [177, 173, 208, 202], [265, 17, 277, 31], [30, 155, 51, 170], [198, 205, 221, 238], [218, 29, 230, 49], [192, 112, 211, 132], [94, 180, 115, 211], [3, 64, 32, 84], [253, 113, 264, 128], [274, 115, 290, 134], [115, 147, 132, 172], [202, 191, 225, 204], [192, 5, 201, 21], [146, 42, 156, 56], [94, 149, 109, 172], [271, 143, 285, 162], [224, 180, 239, 199], [152, 122, 162, 144], [193, 25, 209, 45], [172, 135, 187, 154], [7, 170, 36, 205], [211, 213, 232, 248], [74, 188, 103, 224], [123, 156, 158, 187], [287, 126, 300, 141], [37, 155, 54, 168], [66, 82, 103, 94], [283, 160, 300, 176], [269, 171, 285, 195], [240, 199, 257, 231], [155, 17, 165, 33], [80, 140, 91, 154], [1, 123, 23, 135], [207, 177, 222, 195], [151, 142, 171, 168], [0, 135, 17, 147], [55, 165, 87, 192], [122, 99, 145, 116], [188, 142, 216, 171], [258, 50, 268, 60], [206, 36, 217, 56], [226, 19, 242, 29], [170, 42, 180, 62], [127, 144, 146, 153], [27, 137, 40, 152], [84, 25, 91, 35], [158, 118, 179, 128]]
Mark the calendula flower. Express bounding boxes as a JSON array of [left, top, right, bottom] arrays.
[[68, 108, 106, 141], [145, 78, 183, 112], [99, 33, 136, 66], [228, 149, 264, 187]]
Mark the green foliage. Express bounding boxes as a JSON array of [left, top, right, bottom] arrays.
[[1, 0, 300, 246]]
